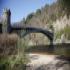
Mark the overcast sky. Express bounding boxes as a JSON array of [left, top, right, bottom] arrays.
[[0, 0, 56, 23]]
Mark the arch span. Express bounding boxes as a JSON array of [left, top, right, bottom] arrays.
[[11, 27, 54, 42]]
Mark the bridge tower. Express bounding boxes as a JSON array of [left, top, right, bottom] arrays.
[[2, 8, 11, 33]]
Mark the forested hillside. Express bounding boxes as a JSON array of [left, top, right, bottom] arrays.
[[13, 0, 70, 45]]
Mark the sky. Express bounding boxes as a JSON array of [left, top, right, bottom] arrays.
[[0, 0, 56, 23]]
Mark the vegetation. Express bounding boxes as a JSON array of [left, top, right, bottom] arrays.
[[23, 0, 70, 25], [58, 0, 70, 18], [36, 9, 41, 15], [21, 0, 68, 25], [16, 0, 70, 46], [55, 25, 70, 40], [0, 34, 28, 70], [26, 13, 34, 23], [1, 1, 70, 69]]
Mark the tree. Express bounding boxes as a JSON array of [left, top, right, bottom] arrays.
[[26, 13, 34, 23], [58, 0, 70, 18], [36, 9, 41, 15]]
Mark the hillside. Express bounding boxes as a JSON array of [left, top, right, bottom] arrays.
[[14, 0, 70, 45]]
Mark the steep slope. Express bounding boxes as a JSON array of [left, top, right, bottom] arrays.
[[16, 1, 70, 45]]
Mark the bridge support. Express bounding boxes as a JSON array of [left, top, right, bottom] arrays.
[[48, 40, 54, 52]]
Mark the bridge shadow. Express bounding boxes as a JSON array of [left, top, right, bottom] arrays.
[[25, 44, 52, 53], [25, 43, 70, 54]]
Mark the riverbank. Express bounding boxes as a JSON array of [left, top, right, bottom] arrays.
[[26, 53, 70, 70]]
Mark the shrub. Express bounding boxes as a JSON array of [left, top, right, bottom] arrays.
[[0, 34, 28, 70], [26, 13, 34, 23], [55, 25, 70, 40]]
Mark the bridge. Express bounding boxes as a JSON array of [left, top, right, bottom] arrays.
[[0, 9, 70, 57], [11, 26, 53, 42], [0, 9, 54, 45]]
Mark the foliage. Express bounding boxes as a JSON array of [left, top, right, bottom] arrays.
[[16, 0, 70, 27], [21, 0, 70, 25], [36, 9, 41, 15], [55, 25, 70, 40], [22, 18, 26, 24], [54, 46, 70, 57], [54, 44, 70, 57], [44, 4, 49, 9], [0, 34, 28, 70], [64, 25, 70, 40], [58, 0, 70, 18], [50, 14, 57, 21], [26, 13, 34, 23], [12, 0, 70, 46]]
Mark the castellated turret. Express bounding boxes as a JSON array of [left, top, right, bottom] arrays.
[[2, 8, 11, 33]]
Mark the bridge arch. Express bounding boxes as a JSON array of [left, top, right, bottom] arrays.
[[2, 9, 54, 45], [21, 27, 54, 45], [23, 33, 51, 46]]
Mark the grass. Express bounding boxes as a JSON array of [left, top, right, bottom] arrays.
[[55, 25, 70, 40], [0, 34, 28, 70]]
